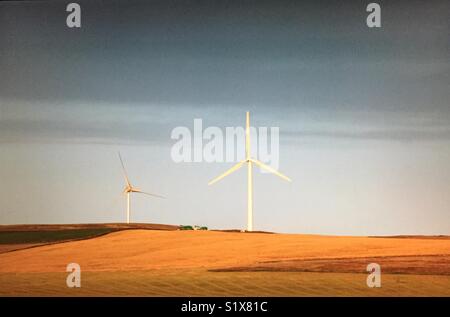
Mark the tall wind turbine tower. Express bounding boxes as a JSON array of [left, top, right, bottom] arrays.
[[208, 112, 291, 231], [118, 152, 164, 224]]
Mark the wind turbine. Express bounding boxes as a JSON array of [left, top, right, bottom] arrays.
[[208, 112, 291, 232], [118, 152, 164, 224]]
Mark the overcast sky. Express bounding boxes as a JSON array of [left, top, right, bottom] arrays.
[[1, 0, 449, 235]]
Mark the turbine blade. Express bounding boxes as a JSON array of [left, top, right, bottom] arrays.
[[118, 151, 131, 187], [133, 190, 165, 199], [251, 159, 292, 182], [208, 160, 246, 185], [245, 111, 251, 159]]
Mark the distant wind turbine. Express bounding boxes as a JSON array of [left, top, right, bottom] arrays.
[[208, 112, 291, 232], [118, 152, 164, 224]]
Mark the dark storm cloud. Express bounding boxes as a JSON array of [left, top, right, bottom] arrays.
[[1, 0, 448, 107], [0, 0, 449, 143]]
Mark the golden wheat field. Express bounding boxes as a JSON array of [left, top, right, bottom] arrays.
[[0, 229, 449, 296]]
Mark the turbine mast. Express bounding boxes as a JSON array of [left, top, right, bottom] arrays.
[[245, 111, 251, 161], [246, 111, 253, 231], [247, 159, 253, 231], [127, 192, 131, 224]]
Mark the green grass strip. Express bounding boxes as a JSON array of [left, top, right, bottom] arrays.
[[0, 228, 116, 244]]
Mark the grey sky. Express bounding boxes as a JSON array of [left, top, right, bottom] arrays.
[[0, 0, 449, 234]]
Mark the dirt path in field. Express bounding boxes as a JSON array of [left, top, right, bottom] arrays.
[[211, 254, 450, 275]]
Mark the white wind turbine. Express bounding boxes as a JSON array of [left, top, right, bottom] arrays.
[[118, 152, 164, 224], [208, 112, 291, 232]]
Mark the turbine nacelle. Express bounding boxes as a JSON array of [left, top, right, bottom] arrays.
[[123, 186, 140, 194]]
